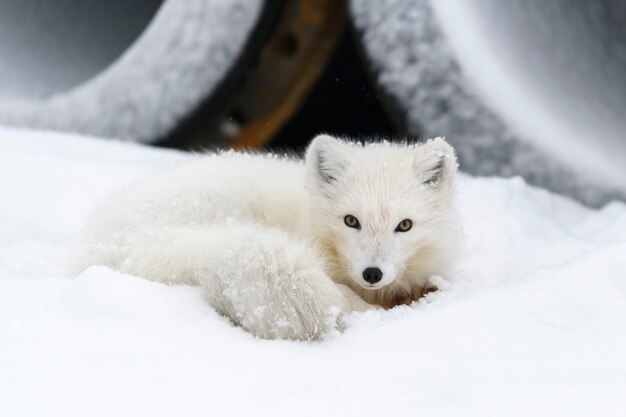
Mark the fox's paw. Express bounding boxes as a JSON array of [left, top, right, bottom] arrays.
[[216, 266, 345, 341], [195, 226, 351, 340]]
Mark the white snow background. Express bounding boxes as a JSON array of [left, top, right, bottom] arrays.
[[1, 127, 626, 417]]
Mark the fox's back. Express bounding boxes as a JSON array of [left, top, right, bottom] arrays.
[[70, 152, 309, 275]]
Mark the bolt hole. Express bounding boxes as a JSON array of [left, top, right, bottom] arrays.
[[274, 32, 299, 58]]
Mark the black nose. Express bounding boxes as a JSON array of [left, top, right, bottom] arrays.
[[362, 267, 383, 284]]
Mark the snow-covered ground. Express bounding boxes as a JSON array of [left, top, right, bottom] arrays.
[[1, 127, 626, 417]]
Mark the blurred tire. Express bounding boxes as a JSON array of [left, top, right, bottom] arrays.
[[350, 0, 626, 205], [0, 0, 265, 143], [0, 0, 344, 152]]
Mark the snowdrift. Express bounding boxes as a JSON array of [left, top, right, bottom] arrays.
[[1, 127, 625, 417]]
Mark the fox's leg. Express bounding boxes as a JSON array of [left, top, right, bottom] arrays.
[[116, 223, 364, 340]]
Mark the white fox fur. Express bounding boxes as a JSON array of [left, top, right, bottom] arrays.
[[71, 135, 459, 340]]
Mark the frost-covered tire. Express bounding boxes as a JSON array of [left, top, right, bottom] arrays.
[[350, 0, 626, 205], [0, 0, 264, 143]]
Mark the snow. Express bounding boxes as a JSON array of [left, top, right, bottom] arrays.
[[2, 126, 626, 417]]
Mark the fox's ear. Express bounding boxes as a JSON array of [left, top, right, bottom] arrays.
[[305, 134, 351, 185], [415, 137, 457, 187]]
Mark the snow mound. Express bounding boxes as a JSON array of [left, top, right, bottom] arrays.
[[1, 127, 626, 417]]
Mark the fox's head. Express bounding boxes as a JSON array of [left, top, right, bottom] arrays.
[[305, 134, 459, 307]]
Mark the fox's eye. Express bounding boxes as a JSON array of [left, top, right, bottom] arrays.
[[395, 219, 412, 232], [344, 215, 361, 229]]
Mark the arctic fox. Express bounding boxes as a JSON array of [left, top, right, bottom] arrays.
[[72, 135, 459, 340]]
